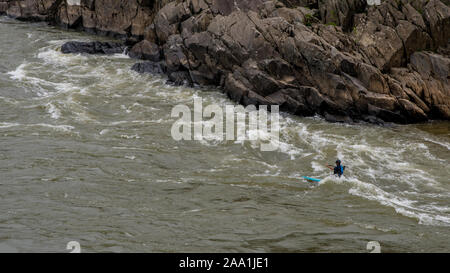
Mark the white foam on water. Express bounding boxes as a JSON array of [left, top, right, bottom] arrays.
[[107, 53, 130, 59], [120, 134, 141, 139], [63, 95, 97, 123], [46, 103, 61, 119], [0, 96, 19, 105], [393, 206, 450, 226], [330, 176, 450, 227], [46, 39, 89, 46], [99, 129, 110, 135], [226, 109, 304, 158], [121, 104, 132, 114], [353, 222, 393, 233], [258, 161, 279, 170], [274, 117, 450, 227], [298, 128, 338, 151], [423, 137, 450, 151], [421, 203, 450, 213], [0, 122, 74, 133], [32, 123, 75, 132], [8, 62, 79, 97], [0, 122, 21, 129], [37, 47, 88, 66], [407, 141, 445, 162], [403, 191, 450, 199], [311, 161, 326, 172], [7, 63, 28, 81], [249, 169, 281, 177], [108, 119, 166, 126], [155, 86, 199, 103], [79, 87, 89, 95]]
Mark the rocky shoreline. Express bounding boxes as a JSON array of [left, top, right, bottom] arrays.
[[1, 0, 449, 124]]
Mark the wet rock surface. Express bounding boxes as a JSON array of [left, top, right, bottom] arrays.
[[61, 41, 127, 54], [3, 0, 449, 124], [129, 40, 161, 61]]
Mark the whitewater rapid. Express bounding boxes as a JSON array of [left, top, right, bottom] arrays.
[[1, 17, 449, 252]]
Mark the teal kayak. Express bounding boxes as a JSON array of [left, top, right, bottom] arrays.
[[302, 176, 321, 182]]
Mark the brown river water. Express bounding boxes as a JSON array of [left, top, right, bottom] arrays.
[[0, 17, 449, 252]]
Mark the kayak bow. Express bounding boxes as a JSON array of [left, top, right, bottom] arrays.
[[302, 176, 321, 182]]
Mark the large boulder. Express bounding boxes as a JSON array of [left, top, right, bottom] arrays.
[[61, 41, 128, 54], [129, 40, 161, 61], [353, 17, 404, 71]]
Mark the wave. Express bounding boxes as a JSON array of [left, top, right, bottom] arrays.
[[317, 176, 450, 227], [423, 137, 450, 151], [0, 122, 74, 132], [7, 62, 79, 97], [46, 102, 61, 119]]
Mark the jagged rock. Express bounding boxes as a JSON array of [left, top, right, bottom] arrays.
[[143, 23, 158, 43], [168, 71, 193, 86], [0, 2, 8, 14], [402, 3, 426, 30], [318, 0, 366, 30], [4, 0, 450, 124], [153, 1, 183, 44], [242, 90, 271, 107], [56, 0, 159, 37], [398, 99, 428, 122], [2, 0, 173, 37], [210, 0, 265, 16], [61, 41, 128, 54], [423, 0, 450, 50], [409, 52, 450, 119], [163, 34, 189, 72], [129, 40, 161, 61], [324, 112, 354, 123], [279, 0, 318, 8], [224, 72, 250, 103], [396, 20, 430, 61], [2, 0, 58, 21], [367, 104, 406, 124], [353, 18, 404, 71], [180, 9, 213, 38], [131, 61, 167, 74], [410, 52, 450, 86]]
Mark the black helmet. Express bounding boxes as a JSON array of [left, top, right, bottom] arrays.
[[336, 159, 341, 164]]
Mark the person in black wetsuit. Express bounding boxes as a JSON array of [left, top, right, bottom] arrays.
[[326, 160, 346, 177]]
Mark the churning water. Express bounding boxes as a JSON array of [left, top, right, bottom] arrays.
[[0, 17, 449, 252]]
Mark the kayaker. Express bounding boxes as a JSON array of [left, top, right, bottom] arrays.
[[326, 159, 345, 177]]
